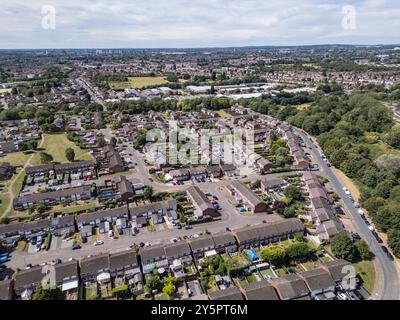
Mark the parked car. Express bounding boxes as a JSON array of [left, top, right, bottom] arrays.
[[381, 246, 394, 260], [72, 244, 81, 250]]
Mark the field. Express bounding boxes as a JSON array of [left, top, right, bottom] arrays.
[[0, 88, 12, 94], [353, 260, 376, 294], [0, 152, 31, 167], [109, 76, 169, 90], [31, 133, 93, 165]]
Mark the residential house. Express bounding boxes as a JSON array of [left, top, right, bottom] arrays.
[[80, 254, 110, 284], [0, 162, 15, 180], [300, 268, 335, 297], [140, 245, 168, 274], [187, 186, 216, 218], [241, 280, 280, 300], [208, 286, 244, 300], [271, 274, 310, 300], [14, 266, 44, 297], [109, 249, 141, 279], [55, 260, 79, 294], [229, 180, 268, 213], [13, 185, 91, 211], [212, 232, 237, 254], [189, 236, 215, 259]]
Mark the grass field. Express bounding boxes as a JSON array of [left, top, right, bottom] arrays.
[[0, 152, 31, 167], [353, 260, 376, 294], [109, 76, 169, 90], [0, 88, 12, 94], [0, 194, 10, 214], [31, 133, 93, 165], [50, 202, 97, 215]]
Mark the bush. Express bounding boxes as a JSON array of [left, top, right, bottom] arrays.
[[354, 240, 371, 260], [285, 242, 312, 260]]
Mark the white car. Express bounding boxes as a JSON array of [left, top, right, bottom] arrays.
[[93, 240, 104, 246], [368, 225, 374, 231], [338, 292, 348, 300]]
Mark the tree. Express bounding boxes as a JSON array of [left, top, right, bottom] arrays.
[[331, 233, 355, 261], [283, 206, 297, 218], [386, 124, 400, 148], [144, 186, 154, 200], [110, 137, 117, 147], [285, 242, 312, 260], [146, 275, 161, 291], [32, 283, 65, 300], [388, 228, 400, 258], [162, 283, 176, 297], [65, 147, 75, 162], [260, 245, 287, 266], [97, 133, 106, 147], [354, 240, 371, 260], [39, 152, 53, 164], [283, 185, 302, 204]]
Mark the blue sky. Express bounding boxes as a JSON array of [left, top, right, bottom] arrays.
[[1, 0, 399, 49]]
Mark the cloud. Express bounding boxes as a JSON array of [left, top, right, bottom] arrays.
[[0, 0, 399, 48]]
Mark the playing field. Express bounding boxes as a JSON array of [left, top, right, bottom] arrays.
[[109, 76, 169, 89], [31, 133, 94, 165]]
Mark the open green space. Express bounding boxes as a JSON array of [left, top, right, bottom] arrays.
[[0, 88, 12, 94], [109, 76, 169, 90], [31, 133, 93, 165], [0, 152, 31, 167]]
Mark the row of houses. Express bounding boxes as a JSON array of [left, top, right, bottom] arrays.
[[166, 164, 237, 182], [303, 173, 344, 242], [208, 259, 353, 300], [1, 199, 179, 244], [13, 185, 92, 211], [279, 124, 310, 170], [25, 161, 96, 178]]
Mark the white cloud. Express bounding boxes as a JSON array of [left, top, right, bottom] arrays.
[[0, 0, 398, 48]]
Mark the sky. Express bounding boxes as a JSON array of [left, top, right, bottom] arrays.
[[0, 0, 399, 49]]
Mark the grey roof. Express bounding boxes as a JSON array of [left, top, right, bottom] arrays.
[[129, 200, 177, 217], [189, 235, 215, 251], [80, 255, 109, 274], [300, 268, 335, 292], [14, 185, 90, 205], [109, 249, 138, 270], [271, 274, 310, 300], [187, 186, 214, 212], [164, 241, 191, 259], [242, 280, 279, 300], [76, 206, 128, 224], [321, 259, 353, 282], [140, 245, 166, 263], [55, 260, 78, 283], [230, 180, 263, 207], [14, 266, 44, 291], [209, 287, 243, 300], [212, 232, 236, 247], [234, 218, 304, 244]]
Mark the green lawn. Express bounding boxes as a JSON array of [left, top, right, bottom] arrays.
[[12, 170, 25, 196], [0, 88, 12, 94], [353, 260, 376, 294], [109, 77, 169, 90], [50, 202, 97, 215], [260, 269, 275, 279], [0, 152, 31, 167], [246, 274, 257, 283], [0, 194, 10, 214], [31, 133, 93, 165]]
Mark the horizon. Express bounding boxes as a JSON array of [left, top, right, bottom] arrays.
[[1, 0, 399, 49]]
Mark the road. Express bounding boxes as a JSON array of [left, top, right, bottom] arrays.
[[293, 127, 400, 300], [76, 77, 107, 111]]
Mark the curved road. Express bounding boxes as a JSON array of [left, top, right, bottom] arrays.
[[294, 127, 400, 300]]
